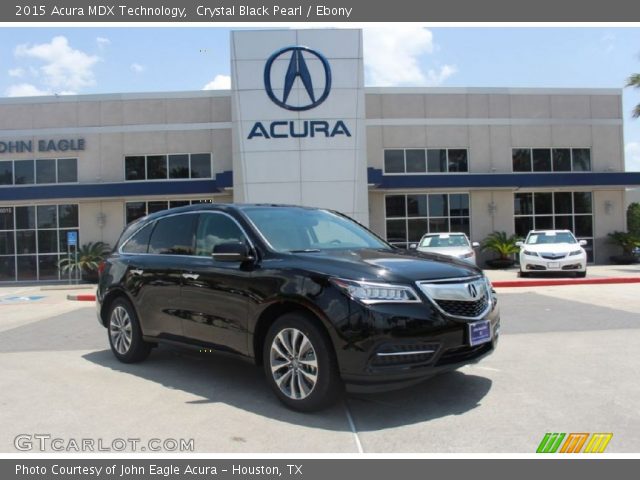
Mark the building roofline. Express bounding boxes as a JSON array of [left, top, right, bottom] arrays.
[[0, 86, 622, 106], [0, 89, 232, 105], [364, 87, 622, 95]]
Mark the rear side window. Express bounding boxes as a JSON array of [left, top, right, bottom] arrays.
[[195, 213, 246, 256], [148, 214, 196, 255], [122, 222, 154, 254]]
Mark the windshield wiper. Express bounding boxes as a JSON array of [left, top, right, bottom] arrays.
[[288, 249, 322, 253]]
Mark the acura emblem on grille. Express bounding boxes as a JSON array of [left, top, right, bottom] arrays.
[[467, 283, 478, 298]]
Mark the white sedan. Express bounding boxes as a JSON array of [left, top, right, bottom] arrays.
[[517, 230, 587, 277], [413, 232, 479, 265]]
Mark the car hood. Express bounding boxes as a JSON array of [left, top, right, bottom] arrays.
[[416, 246, 473, 257], [281, 248, 482, 283], [521, 243, 581, 254]]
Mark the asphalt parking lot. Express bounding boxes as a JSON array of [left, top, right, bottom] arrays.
[[0, 277, 639, 453]]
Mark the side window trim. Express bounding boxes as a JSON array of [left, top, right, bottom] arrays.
[[119, 211, 255, 257]]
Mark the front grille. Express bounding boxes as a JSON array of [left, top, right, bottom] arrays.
[[434, 296, 489, 318], [435, 342, 492, 366], [540, 253, 567, 260], [371, 342, 439, 368]]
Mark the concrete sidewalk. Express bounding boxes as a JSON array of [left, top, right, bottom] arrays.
[[485, 264, 640, 286]]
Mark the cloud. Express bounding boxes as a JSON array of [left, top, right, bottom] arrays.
[[96, 37, 110, 49], [5, 83, 51, 97], [425, 65, 458, 86], [626, 142, 640, 172], [203, 74, 231, 90], [362, 26, 456, 86], [14, 36, 99, 92], [8, 67, 25, 78], [601, 33, 615, 53], [130, 63, 145, 73]]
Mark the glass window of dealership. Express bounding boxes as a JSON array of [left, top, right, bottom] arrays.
[[1, 29, 638, 282]]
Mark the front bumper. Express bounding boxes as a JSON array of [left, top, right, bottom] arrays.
[[333, 295, 500, 393], [520, 254, 586, 272]]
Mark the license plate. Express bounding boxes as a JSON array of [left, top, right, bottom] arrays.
[[548, 262, 560, 269], [468, 320, 491, 346]]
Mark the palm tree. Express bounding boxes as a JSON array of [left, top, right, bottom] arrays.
[[59, 241, 111, 281], [481, 231, 521, 261], [627, 73, 640, 118]]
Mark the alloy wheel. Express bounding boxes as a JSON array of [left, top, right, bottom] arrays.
[[269, 328, 318, 400], [110, 305, 133, 355]]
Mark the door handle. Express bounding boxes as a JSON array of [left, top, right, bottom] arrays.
[[130, 269, 144, 276], [182, 273, 200, 280]]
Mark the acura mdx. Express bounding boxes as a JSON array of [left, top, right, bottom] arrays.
[[97, 204, 500, 411]]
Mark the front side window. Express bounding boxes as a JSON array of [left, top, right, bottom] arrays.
[[195, 213, 246, 256], [148, 214, 196, 255]]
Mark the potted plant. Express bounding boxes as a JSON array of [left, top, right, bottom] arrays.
[[481, 231, 521, 269], [58, 241, 111, 282], [607, 231, 640, 265]]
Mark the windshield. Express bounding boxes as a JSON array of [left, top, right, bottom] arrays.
[[420, 234, 469, 248], [242, 207, 390, 252], [526, 232, 577, 245]]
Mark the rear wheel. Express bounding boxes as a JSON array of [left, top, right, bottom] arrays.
[[108, 298, 152, 363], [263, 312, 342, 412]]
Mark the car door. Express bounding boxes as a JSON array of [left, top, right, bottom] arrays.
[[129, 213, 197, 339], [178, 211, 253, 355]]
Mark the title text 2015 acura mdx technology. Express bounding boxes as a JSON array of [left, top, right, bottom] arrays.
[[97, 204, 500, 411]]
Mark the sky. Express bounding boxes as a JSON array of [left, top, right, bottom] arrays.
[[0, 26, 639, 170]]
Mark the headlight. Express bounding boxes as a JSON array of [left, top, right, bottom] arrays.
[[569, 249, 582, 256], [460, 252, 474, 258], [330, 278, 420, 304], [522, 250, 538, 257]]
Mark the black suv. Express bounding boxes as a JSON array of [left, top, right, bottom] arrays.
[[97, 204, 499, 411]]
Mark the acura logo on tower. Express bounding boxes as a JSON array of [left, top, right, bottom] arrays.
[[264, 46, 332, 111]]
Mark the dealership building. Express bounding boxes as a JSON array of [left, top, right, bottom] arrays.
[[1, 28, 640, 282]]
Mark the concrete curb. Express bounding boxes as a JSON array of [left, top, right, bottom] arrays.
[[66, 294, 96, 301], [493, 277, 640, 288]]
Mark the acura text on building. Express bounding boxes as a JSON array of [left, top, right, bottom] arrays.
[[247, 45, 352, 140]]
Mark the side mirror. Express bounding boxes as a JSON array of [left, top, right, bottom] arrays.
[[212, 242, 254, 263], [515, 241, 524, 247], [471, 241, 480, 248], [579, 239, 587, 246], [409, 243, 418, 250]]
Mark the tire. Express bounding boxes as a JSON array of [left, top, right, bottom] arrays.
[[263, 312, 342, 412], [107, 297, 152, 363], [518, 271, 530, 278], [575, 270, 587, 278]]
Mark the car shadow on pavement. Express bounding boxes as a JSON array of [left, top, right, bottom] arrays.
[[82, 345, 492, 431]]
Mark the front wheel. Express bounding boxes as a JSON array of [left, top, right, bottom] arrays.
[[575, 270, 587, 278], [108, 298, 152, 363], [263, 313, 342, 412]]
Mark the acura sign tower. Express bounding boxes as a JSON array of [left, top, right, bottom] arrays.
[[230, 29, 369, 224]]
